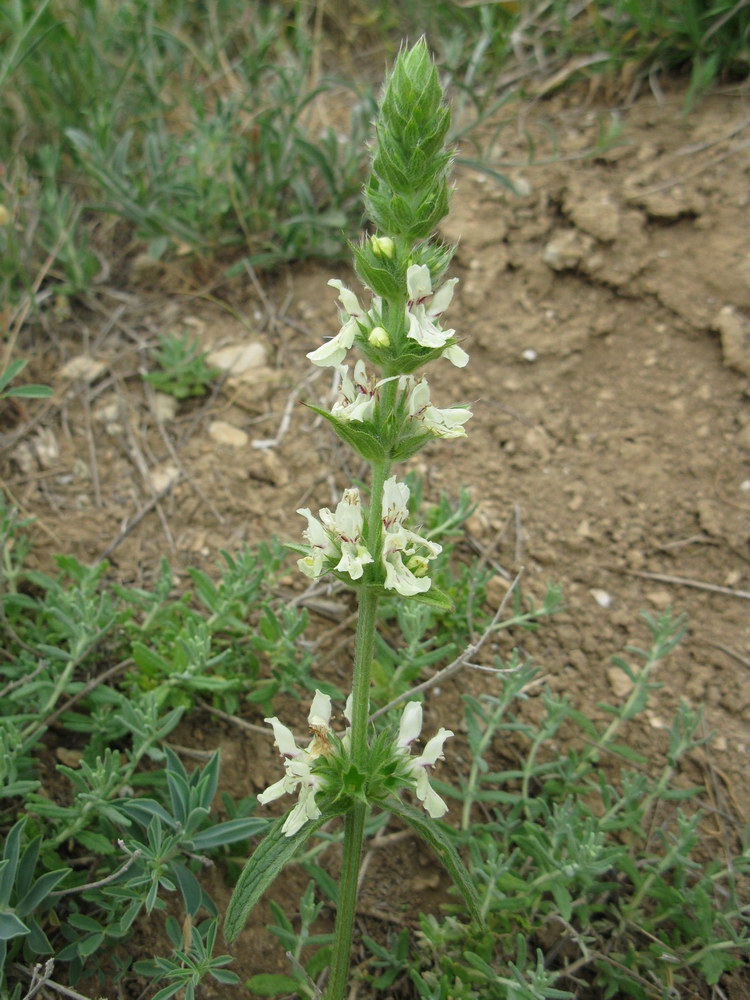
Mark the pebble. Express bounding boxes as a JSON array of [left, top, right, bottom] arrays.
[[11, 428, 59, 473], [150, 392, 178, 423], [645, 590, 673, 610], [209, 421, 249, 448], [713, 305, 750, 377], [590, 588, 612, 608], [564, 189, 621, 242], [607, 665, 635, 698], [59, 354, 107, 383], [207, 342, 267, 375], [148, 463, 179, 493]]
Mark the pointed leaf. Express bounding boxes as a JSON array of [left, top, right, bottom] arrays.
[[384, 798, 482, 925], [390, 432, 433, 462], [5, 384, 53, 399], [0, 911, 29, 941], [224, 808, 342, 943], [305, 405, 387, 462], [0, 360, 27, 392], [400, 585, 455, 613], [245, 974, 301, 996]]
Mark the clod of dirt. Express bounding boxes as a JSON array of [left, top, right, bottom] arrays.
[[542, 227, 594, 271], [630, 186, 707, 221], [148, 462, 179, 493], [58, 354, 107, 383], [11, 428, 59, 473], [562, 184, 621, 242], [208, 420, 249, 447], [150, 392, 178, 423], [713, 305, 750, 376]]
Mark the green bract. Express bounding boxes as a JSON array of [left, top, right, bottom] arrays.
[[365, 41, 453, 241]]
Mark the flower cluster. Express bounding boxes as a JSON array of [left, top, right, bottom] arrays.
[[295, 477, 440, 597], [257, 691, 338, 837], [297, 488, 372, 582], [401, 374, 472, 440], [331, 360, 381, 422], [307, 267, 468, 371], [405, 265, 467, 368], [257, 692, 453, 836], [380, 477, 441, 596], [396, 701, 453, 818]]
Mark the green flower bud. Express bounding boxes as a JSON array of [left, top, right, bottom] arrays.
[[364, 40, 453, 240], [368, 326, 390, 348], [370, 235, 395, 259]]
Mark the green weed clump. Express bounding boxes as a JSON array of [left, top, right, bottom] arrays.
[[143, 332, 220, 400], [0, 484, 748, 997], [0, 0, 372, 312]]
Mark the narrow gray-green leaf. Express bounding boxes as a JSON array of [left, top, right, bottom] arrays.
[[384, 798, 482, 925], [224, 812, 334, 943]]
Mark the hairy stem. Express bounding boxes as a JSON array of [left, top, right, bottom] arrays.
[[326, 460, 388, 998]]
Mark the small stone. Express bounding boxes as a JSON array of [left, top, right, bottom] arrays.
[[521, 348, 538, 362], [150, 392, 178, 423], [590, 588, 612, 608], [207, 342, 267, 375], [59, 355, 107, 383], [607, 665, 635, 698], [645, 589, 673, 610], [567, 649, 588, 672], [713, 306, 750, 377], [209, 420, 249, 448], [148, 463, 179, 493]]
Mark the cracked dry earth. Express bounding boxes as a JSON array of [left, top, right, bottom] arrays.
[[3, 81, 750, 990]]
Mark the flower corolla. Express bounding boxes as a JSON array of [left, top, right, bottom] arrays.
[[404, 265, 468, 367], [331, 361, 379, 422], [380, 477, 441, 596], [307, 280, 374, 367], [396, 701, 453, 818], [402, 376, 472, 440], [258, 691, 334, 836], [297, 488, 374, 582]]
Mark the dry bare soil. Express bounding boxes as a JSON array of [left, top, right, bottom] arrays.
[[3, 82, 750, 992]]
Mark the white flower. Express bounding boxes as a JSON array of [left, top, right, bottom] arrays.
[[331, 360, 379, 422], [257, 691, 334, 836], [405, 264, 458, 350], [382, 475, 411, 529], [380, 477, 441, 596], [307, 280, 371, 367], [441, 343, 469, 368], [297, 488, 373, 582], [382, 527, 433, 595], [403, 376, 472, 440], [396, 701, 453, 818]]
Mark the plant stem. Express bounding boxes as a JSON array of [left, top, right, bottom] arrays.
[[326, 802, 367, 1000], [325, 460, 389, 999]]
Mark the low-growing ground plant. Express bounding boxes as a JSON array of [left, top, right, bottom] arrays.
[[143, 332, 220, 401]]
